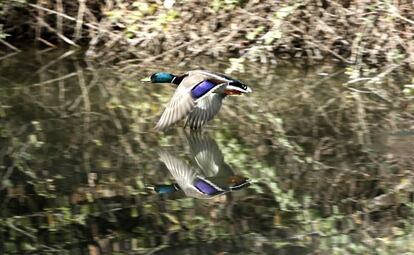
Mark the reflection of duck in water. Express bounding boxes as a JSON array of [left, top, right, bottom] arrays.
[[152, 132, 250, 199]]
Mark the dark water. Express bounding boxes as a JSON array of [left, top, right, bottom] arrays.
[[0, 49, 413, 254]]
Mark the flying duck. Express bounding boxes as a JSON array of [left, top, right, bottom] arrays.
[[142, 70, 252, 130]]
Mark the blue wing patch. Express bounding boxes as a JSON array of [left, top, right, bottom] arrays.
[[191, 80, 216, 99]]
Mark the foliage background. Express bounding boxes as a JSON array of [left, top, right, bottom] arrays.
[[1, 0, 414, 75]]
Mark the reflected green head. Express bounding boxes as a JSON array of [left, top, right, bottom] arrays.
[[149, 72, 175, 83]]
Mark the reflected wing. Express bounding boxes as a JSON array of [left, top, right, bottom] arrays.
[[157, 150, 198, 190], [185, 93, 225, 130], [187, 132, 233, 177]]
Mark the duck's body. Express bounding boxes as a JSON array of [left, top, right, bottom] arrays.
[[143, 70, 251, 130], [153, 132, 250, 199]]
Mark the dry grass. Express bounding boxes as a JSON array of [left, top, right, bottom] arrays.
[[1, 0, 414, 78]]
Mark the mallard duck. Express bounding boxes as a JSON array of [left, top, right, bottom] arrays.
[[152, 132, 250, 199], [141, 70, 252, 130]]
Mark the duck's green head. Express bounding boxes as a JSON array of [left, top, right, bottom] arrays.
[[141, 72, 175, 83]]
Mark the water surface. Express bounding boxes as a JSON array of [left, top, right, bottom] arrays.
[[0, 49, 413, 254]]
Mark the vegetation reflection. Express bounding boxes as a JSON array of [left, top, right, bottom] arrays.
[[0, 49, 413, 254]]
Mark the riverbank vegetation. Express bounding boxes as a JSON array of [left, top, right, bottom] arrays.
[[2, 1, 414, 76]]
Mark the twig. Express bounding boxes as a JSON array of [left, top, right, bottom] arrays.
[[35, 50, 76, 74], [345, 86, 393, 104], [29, 3, 76, 22], [346, 87, 375, 94], [36, 17, 79, 47], [118, 28, 230, 70], [57, 61, 66, 113], [0, 51, 19, 61], [35, 0, 43, 43], [74, 0, 86, 40], [37, 47, 56, 54], [352, 92, 370, 145], [28, 72, 77, 88], [28, 3, 119, 37], [56, 0, 64, 43], [37, 37, 56, 48], [67, 71, 99, 111], [387, 4, 414, 26], [119, 38, 204, 67], [0, 39, 20, 52], [346, 77, 372, 84], [6, 221, 36, 240], [77, 69, 91, 114], [287, 23, 352, 64], [310, 69, 345, 87]]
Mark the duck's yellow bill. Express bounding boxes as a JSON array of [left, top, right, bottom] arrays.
[[140, 76, 151, 82]]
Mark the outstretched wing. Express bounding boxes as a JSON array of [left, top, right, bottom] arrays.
[[186, 132, 227, 177], [154, 73, 216, 131], [154, 85, 195, 131], [185, 92, 225, 130], [192, 70, 234, 83], [157, 150, 198, 190]]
